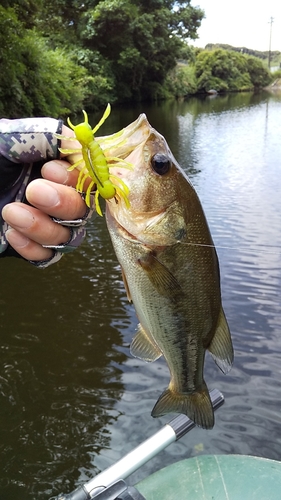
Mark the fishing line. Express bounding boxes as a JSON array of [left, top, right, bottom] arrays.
[[132, 237, 281, 255], [176, 241, 281, 255]]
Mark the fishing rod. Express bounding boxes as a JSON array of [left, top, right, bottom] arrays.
[[51, 388, 224, 500]]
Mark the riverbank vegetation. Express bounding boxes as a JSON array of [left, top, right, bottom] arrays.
[[0, 1, 276, 118], [193, 48, 272, 94], [205, 43, 281, 68]]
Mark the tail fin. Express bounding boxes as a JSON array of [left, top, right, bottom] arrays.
[[151, 382, 214, 429]]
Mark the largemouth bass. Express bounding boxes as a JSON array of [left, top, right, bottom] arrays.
[[105, 114, 233, 429]]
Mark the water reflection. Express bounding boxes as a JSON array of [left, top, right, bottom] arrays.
[[0, 91, 281, 498], [0, 216, 128, 498]]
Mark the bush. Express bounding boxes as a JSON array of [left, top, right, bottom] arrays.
[[271, 69, 281, 79], [0, 6, 89, 118], [195, 48, 271, 93], [0, 6, 28, 116], [246, 55, 271, 88], [26, 40, 89, 117], [164, 64, 198, 97]]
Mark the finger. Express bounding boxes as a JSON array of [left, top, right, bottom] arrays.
[[41, 159, 81, 188], [42, 159, 93, 191], [5, 228, 54, 262], [2, 203, 70, 246], [25, 179, 87, 220]]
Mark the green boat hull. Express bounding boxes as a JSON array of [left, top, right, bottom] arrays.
[[136, 454, 281, 499]]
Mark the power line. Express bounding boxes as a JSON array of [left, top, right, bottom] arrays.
[[268, 16, 274, 69]]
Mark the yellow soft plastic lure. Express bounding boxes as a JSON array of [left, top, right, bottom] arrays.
[[58, 104, 131, 216]]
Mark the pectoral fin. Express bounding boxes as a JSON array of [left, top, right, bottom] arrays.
[[130, 324, 162, 362], [138, 253, 182, 299], [208, 307, 234, 374]]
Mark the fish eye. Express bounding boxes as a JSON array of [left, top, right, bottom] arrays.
[[151, 154, 171, 175]]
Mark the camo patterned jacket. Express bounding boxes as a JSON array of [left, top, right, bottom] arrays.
[[0, 117, 88, 267]]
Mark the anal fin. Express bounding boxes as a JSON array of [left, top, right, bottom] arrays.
[[208, 307, 234, 374]]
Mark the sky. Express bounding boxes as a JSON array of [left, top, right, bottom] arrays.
[[190, 0, 281, 52]]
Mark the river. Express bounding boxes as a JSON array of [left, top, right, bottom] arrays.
[[0, 90, 281, 499]]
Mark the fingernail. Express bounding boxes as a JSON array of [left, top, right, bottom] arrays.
[[3, 205, 34, 229], [27, 181, 60, 207], [6, 229, 29, 248], [42, 161, 68, 184]]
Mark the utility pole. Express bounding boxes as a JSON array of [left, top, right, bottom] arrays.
[[268, 17, 274, 70]]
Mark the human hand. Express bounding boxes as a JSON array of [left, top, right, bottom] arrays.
[[2, 126, 90, 263]]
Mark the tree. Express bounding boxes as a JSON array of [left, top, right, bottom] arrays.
[[0, 0, 204, 115], [246, 55, 271, 88], [78, 0, 204, 101], [1, 0, 43, 28], [195, 49, 271, 93], [0, 5, 88, 117]]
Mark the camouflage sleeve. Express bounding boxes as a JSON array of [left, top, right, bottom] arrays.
[[0, 117, 64, 259], [0, 117, 63, 163], [0, 117, 92, 267]]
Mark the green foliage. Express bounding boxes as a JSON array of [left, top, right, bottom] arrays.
[[2, 2, 272, 117], [195, 49, 271, 93], [79, 0, 204, 102], [0, 1, 204, 115], [246, 55, 271, 88], [22, 40, 89, 117], [271, 69, 281, 79], [68, 48, 117, 110], [0, 6, 30, 116], [0, 17, 88, 117], [164, 64, 198, 97], [1, 0, 43, 28], [270, 53, 281, 67], [206, 43, 281, 64]]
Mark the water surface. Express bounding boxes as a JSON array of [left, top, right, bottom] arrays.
[[1, 90, 281, 499]]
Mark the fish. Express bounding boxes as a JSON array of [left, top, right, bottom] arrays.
[[105, 114, 234, 429]]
